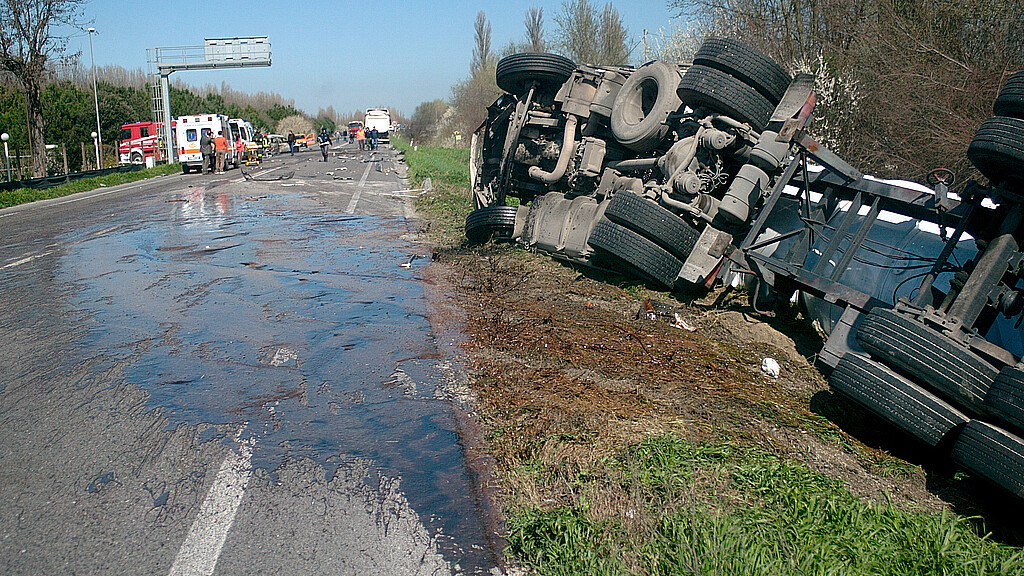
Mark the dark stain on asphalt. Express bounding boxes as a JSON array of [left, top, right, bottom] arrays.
[[56, 187, 495, 571]]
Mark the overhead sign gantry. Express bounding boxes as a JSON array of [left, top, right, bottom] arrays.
[[148, 37, 272, 163]]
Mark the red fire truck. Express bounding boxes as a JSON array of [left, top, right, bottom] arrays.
[[118, 121, 166, 165]]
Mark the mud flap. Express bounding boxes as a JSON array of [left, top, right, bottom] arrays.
[[679, 226, 732, 285]]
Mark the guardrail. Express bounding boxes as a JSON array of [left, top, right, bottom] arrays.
[[0, 164, 145, 193]]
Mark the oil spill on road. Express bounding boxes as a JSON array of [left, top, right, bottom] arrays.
[[57, 187, 496, 572]]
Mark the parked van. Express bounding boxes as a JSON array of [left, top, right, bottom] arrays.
[[175, 114, 238, 174]]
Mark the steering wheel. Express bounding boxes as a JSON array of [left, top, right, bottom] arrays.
[[927, 167, 956, 187]]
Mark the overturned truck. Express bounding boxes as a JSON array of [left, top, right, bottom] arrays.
[[466, 39, 1024, 501]]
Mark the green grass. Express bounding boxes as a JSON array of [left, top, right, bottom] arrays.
[[507, 436, 1024, 576], [393, 137, 473, 243], [0, 163, 182, 209]]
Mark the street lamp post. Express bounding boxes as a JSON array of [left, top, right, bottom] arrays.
[[91, 131, 99, 170], [88, 27, 102, 168], [1, 133, 10, 182]]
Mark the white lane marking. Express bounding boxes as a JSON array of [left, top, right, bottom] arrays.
[[357, 161, 372, 187], [168, 439, 253, 576], [1, 250, 54, 270], [345, 162, 374, 214]]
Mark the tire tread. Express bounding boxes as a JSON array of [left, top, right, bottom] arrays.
[[831, 354, 969, 447], [588, 218, 682, 289], [678, 65, 774, 132], [856, 308, 997, 415], [952, 420, 1024, 499], [605, 191, 699, 261]]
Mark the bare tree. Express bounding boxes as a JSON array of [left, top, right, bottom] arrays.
[[524, 7, 546, 53], [471, 11, 493, 76], [276, 114, 312, 136], [555, 0, 631, 65], [0, 0, 85, 177], [555, 0, 601, 63], [597, 4, 629, 65]]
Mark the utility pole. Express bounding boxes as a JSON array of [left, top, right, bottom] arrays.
[[88, 28, 103, 168]]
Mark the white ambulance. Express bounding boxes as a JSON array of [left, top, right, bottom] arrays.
[[175, 113, 238, 174], [229, 118, 258, 162]]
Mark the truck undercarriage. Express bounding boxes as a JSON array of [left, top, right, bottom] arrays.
[[465, 40, 1024, 501]]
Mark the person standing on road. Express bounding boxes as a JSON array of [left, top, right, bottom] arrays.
[[200, 129, 214, 174], [287, 130, 296, 155], [317, 127, 332, 162], [356, 127, 366, 151], [214, 131, 228, 174], [370, 127, 379, 151]]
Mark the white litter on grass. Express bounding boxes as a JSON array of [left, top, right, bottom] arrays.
[[761, 357, 780, 379], [673, 313, 696, 331]]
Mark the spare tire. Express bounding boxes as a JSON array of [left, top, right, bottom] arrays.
[[678, 65, 775, 132], [465, 205, 519, 244], [609, 60, 683, 152], [994, 71, 1024, 119], [967, 116, 1024, 186], [693, 37, 791, 105], [496, 53, 576, 96]]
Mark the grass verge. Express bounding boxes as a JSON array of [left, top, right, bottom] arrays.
[[403, 143, 1024, 574], [507, 437, 1024, 575], [393, 137, 471, 245], [0, 162, 182, 209]]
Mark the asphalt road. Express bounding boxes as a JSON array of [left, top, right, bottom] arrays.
[[0, 143, 500, 575]]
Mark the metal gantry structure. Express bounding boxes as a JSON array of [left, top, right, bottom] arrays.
[[147, 37, 272, 163]]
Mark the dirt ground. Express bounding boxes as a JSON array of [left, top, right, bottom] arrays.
[[421, 240, 1024, 549]]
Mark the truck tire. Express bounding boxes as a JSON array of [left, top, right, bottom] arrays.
[[130, 151, 143, 164], [952, 420, 1024, 500], [609, 60, 683, 152], [967, 116, 1024, 186], [692, 37, 791, 106], [994, 71, 1024, 119], [678, 65, 775, 132], [465, 205, 518, 244], [856, 308, 997, 416], [985, 366, 1024, 434], [496, 53, 576, 96], [830, 354, 969, 447], [604, 191, 699, 261], [588, 218, 682, 289]]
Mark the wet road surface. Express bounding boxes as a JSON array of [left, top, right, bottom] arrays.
[[0, 144, 499, 575]]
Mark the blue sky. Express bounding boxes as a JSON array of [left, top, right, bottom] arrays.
[[65, 1, 682, 117]]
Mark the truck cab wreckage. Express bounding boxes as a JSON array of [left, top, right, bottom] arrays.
[[466, 39, 1024, 500]]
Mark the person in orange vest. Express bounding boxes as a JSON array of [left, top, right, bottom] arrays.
[[214, 131, 229, 174], [356, 127, 366, 151]]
